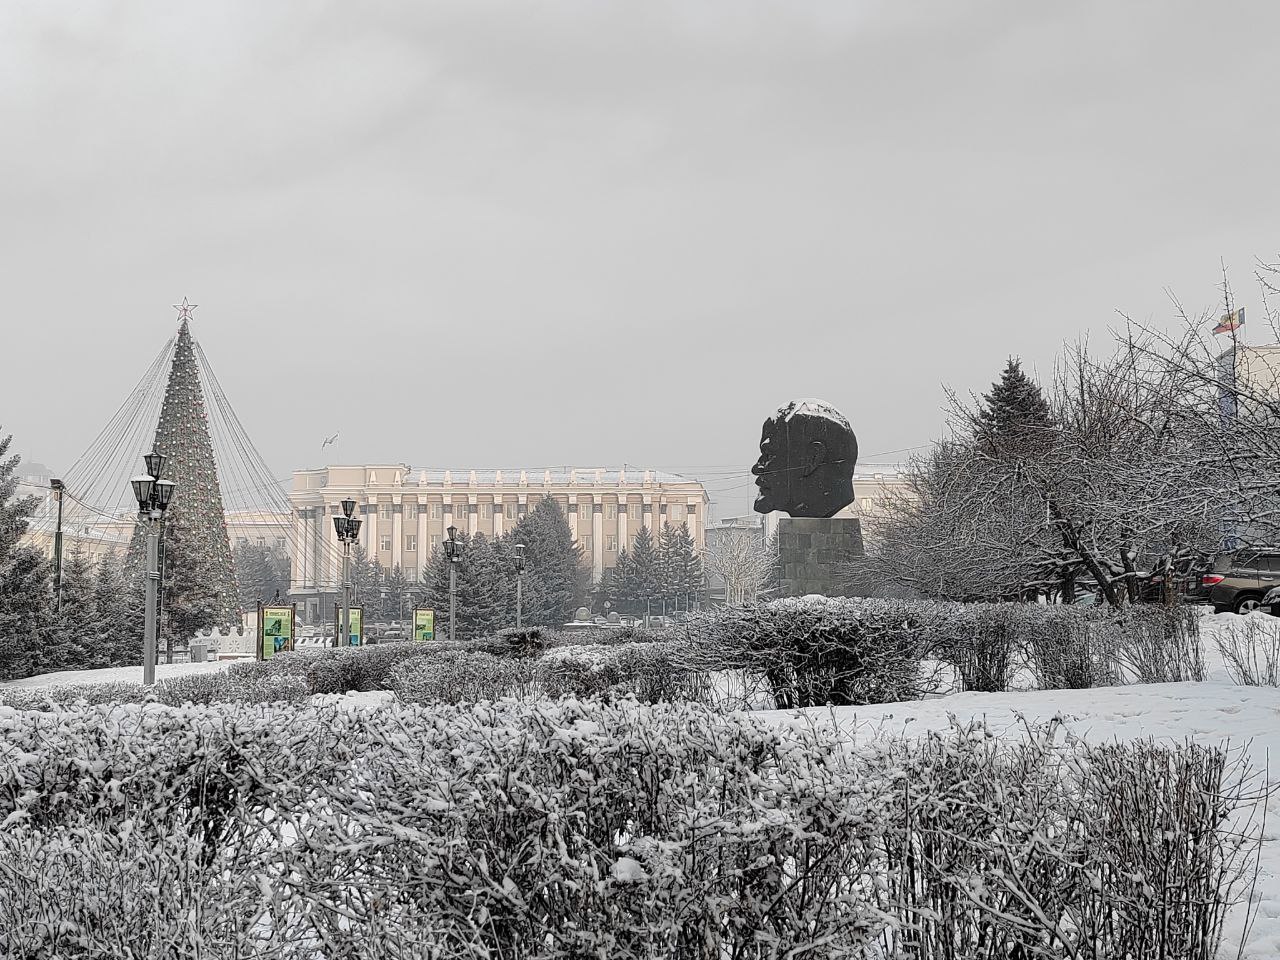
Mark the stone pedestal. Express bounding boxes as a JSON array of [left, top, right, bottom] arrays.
[[777, 516, 865, 598]]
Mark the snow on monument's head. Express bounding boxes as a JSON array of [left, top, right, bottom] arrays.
[[751, 398, 857, 519]]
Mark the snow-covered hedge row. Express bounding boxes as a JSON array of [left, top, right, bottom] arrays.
[[0, 698, 1255, 958], [676, 598, 1204, 701], [0, 664, 310, 711]]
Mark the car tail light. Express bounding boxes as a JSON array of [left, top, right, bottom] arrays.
[[1202, 574, 1226, 587]]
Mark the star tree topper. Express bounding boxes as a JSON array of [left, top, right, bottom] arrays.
[[173, 297, 198, 322]]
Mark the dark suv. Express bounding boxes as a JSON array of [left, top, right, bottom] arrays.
[[1204, 550, 1280, 613]]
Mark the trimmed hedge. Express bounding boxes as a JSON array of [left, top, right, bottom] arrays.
[[0, 698, 1256, 959]]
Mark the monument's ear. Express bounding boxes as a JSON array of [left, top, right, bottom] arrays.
[[802, 440, 826, 476]]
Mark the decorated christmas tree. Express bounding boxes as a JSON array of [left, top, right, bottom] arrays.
[[130, 310, 240, 634]]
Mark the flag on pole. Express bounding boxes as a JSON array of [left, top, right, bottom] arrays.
[[1213, 307, 1245, 334]]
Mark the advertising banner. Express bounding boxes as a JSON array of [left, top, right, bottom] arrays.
[[413, 608, 435, 642], [334, 605, 364, 646], [260, 604, 295, 660]]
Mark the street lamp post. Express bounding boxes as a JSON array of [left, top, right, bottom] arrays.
[[130, 454, 175, 686], [514, 542, 526, 629], [333, 498, 361, 648], [444, 525, 462, 642], [50, 478, 65, 614]]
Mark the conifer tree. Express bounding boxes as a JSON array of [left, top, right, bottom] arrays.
[[508, 497, 586, 627], [95, 551, 141, 667], [162, 521, 221, 647], [974, 357, 1055, 457], [45, 549, 98, 671], [625, 524, 661, 616], [0, 434, 48, 680], [381, 564, 412, 622]]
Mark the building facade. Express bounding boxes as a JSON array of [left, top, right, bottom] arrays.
[[288, 465, 709, 622]]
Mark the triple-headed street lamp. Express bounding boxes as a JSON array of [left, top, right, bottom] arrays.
[[514, 542, 526, 629], [130, 452, 175, 685], [444, 524, 462, 642], [333, 498, 362, 648]]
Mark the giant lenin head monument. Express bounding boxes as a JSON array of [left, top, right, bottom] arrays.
[[753, 399, 865, 597]]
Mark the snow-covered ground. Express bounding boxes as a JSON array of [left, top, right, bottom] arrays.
[[0, 658, 234, 689], [6, 608, 1280, 953]]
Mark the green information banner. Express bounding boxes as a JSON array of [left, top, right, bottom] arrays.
[[260, 604, 295, 660], [334, 605, 364, 646], [413, 608, 435, 642]]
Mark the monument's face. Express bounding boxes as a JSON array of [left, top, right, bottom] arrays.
[[751, 417, 790, 515], [751, 399, 858, 519]]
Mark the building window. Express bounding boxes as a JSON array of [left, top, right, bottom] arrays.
[[405, 534, 417, 552], [581, 535, 592, 554], [606, 534, 618, 552], [405, 503, 418, 521], [479, 503, 491, 519], [430, 503, 442, 520], [256, 537, 265, 547], [378, 503, 394, 521], [237, 537, 249, 547], [275, 538, 287, 551], [430, 534, 441, 552], [379, 534, 392, 552], [604, 503, 616, 520]]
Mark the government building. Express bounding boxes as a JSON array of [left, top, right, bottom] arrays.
[[288, 465, 710, 623]]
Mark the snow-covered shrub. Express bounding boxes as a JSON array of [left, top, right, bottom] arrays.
[[611, 641, 709, 704], [389, 651, 535, 704], [0, 680, 147, 710], [1212, 613, 1280, 686], [940, 602, 1020, 691], [1110, 605, 1204, 683], [682, 596, 937, 707], [302, 641, 431, 694], [534, 644, 622, 698], [878, 719, 1254, 958], [0, 700, 1257, 959], [1021, 605, 1121, 689]]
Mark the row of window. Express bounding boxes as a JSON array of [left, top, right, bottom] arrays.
[[361, 532, 633, 555], [362, 501, 697, 521], [237, 537, 289, 551]]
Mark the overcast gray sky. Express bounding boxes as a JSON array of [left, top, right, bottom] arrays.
[[3, 0, 1278, 516]]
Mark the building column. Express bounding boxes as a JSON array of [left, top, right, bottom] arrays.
[[658, 500, 668, 536], [567, 496, 578, 546], [591, 499, 604, 584], [617, 497, 629, 553], [442, 496, 454, 538], [292, 508, 309, 590], [326, 504, 342, 590], [311, 508, 324, 590], [685, 500, 699, 546], [415, 499, 429, 579], [493, 499, 505, 539], [467, 498, 478, 538], [641, 497, 653, 534], [391, 497, 404, 571]]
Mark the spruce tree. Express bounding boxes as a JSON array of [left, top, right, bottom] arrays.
[[509, 497, 586, 628], [974, 358, 1055, 457], [626, 524, 661, 616], [45, 548, 98, 671], [95, 551, 141, 667], [162, 521, 221, 646], [0, 546, 51, 681], [0, 435, 48, 681], [382, 564, 412, 622]]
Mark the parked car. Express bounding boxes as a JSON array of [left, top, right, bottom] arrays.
[[1202, 549, 1280, 613]]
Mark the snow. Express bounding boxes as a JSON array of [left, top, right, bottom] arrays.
[[1, 658, 235, 689], [777, 397, 851, 429], [756, 612, 1280, 958]]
